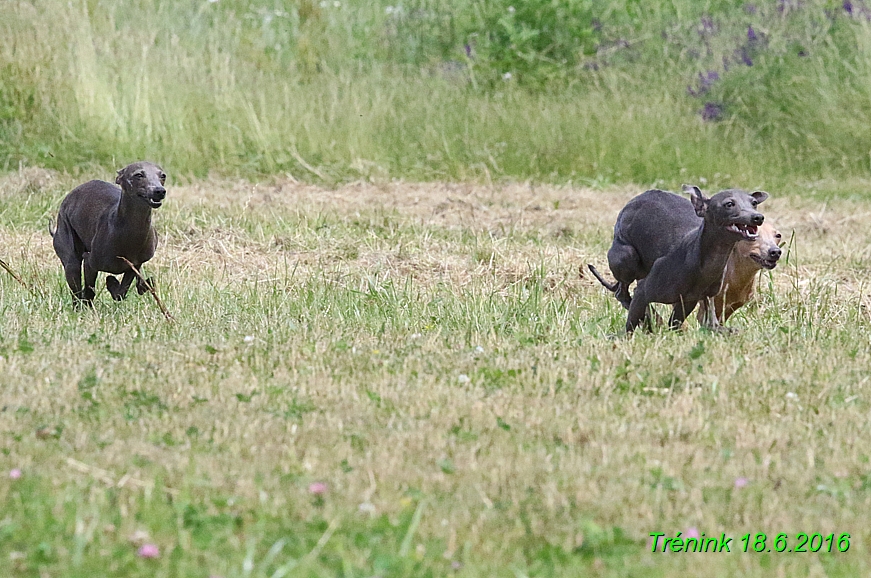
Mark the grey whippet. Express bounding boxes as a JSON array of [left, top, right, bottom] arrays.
[[51, 161, 166, 306], [588, 185, 767, 332]]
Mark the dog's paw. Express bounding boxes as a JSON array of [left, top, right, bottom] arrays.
[[106, 276, 124, 301], [136, 277, 154, 295]]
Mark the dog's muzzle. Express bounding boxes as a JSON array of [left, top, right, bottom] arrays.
[[750, 246, 782, 270], [141, 187, 166, 208], [727, 222, 759, 240]]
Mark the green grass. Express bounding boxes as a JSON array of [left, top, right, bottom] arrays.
[[3, 0, 871, 187], [3, 0, 871, 574], [0, 169, 870, 575]]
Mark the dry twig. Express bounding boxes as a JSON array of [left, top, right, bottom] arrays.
[[116, 256, 174, 321], [0, 257, 38, 297]]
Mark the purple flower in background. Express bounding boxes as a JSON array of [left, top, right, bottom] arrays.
[[464, 44, 472, 58], [688, 70, 720, 97], [700, 16, 714, 31], [700, 102, 725, 122], [844, 1, 854, 14], [700, 70, 719, 89], [736, 47, 753, 66], [747, 25, 758, 42]]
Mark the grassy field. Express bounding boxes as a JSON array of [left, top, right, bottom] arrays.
[[3, 0, 871, 186], [3, 2, 871, 575], [1, 167, 870, 576]]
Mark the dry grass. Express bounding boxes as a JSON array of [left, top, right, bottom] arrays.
[[0, 169, 869, 576]]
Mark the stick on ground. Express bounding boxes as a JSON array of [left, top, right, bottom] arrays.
[[0, 257, 38, 297], [116, 256, 174, 321]]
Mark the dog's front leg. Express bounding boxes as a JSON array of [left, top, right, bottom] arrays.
[[668, 298, 697, 330], [702, 296, 735, 333], [106, 271, 136, 301]]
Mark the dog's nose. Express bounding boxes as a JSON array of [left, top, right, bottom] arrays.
[[152, 187, 166, 201], [751, 213, 764, 226], [769, 247, 782, 260]]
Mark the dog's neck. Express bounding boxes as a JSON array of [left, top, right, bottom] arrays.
[[115, 190, 153, 232], [697, 220, 738, 283]]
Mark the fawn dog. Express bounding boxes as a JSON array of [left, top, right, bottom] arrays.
[[696, 221, 782, 324]]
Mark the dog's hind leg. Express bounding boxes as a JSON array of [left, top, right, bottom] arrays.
[[61, 260, 85, 303], [52, 221, 86, 304], [614, 283, 633, 310], [607, 242, 642, 310], [626, 285, 651, 333], [81, 253, 98, 303]]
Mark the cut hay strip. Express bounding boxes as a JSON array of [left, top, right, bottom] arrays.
[[66, 457, 179, 496]]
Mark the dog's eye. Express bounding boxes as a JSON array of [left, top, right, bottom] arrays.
[[135, 172, 146, 179], [751, 200, 758, 207], [724, 201, 735, 208], [159, 173, 166, 181]]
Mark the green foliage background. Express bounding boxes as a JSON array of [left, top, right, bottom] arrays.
[[2, 0, 871, 187]]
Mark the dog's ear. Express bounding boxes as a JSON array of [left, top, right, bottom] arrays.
[[683, 184, 708, 218], [750, 190, 768, 204], [115, 168, 124, 186]]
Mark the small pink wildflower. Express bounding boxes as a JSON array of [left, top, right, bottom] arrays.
[[137, 544, 160, 558], [734, 477, 749, 489], [308, 482, 328, 495], [685, 527, 700, 539], [9, 469, 21, 480]]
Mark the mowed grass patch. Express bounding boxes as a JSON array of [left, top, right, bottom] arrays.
[[0, 169, 870, 576]]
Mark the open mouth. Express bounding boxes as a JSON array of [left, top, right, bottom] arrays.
[[726, 222, 758, 240], [138, 193, 164, 208], [749, 254, 779, 270], [140, 195, 163, 208]]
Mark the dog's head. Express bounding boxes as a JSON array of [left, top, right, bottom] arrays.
[[735, 221, 783, 270], [116, 161, 167, 209], [683, 185, 767, 241]]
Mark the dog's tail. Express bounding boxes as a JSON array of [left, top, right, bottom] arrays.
[[48, 218, 56, 238], [587, 264, 619, 293]]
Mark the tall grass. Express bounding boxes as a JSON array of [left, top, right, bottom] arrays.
[[2, 0, 871, 187]]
